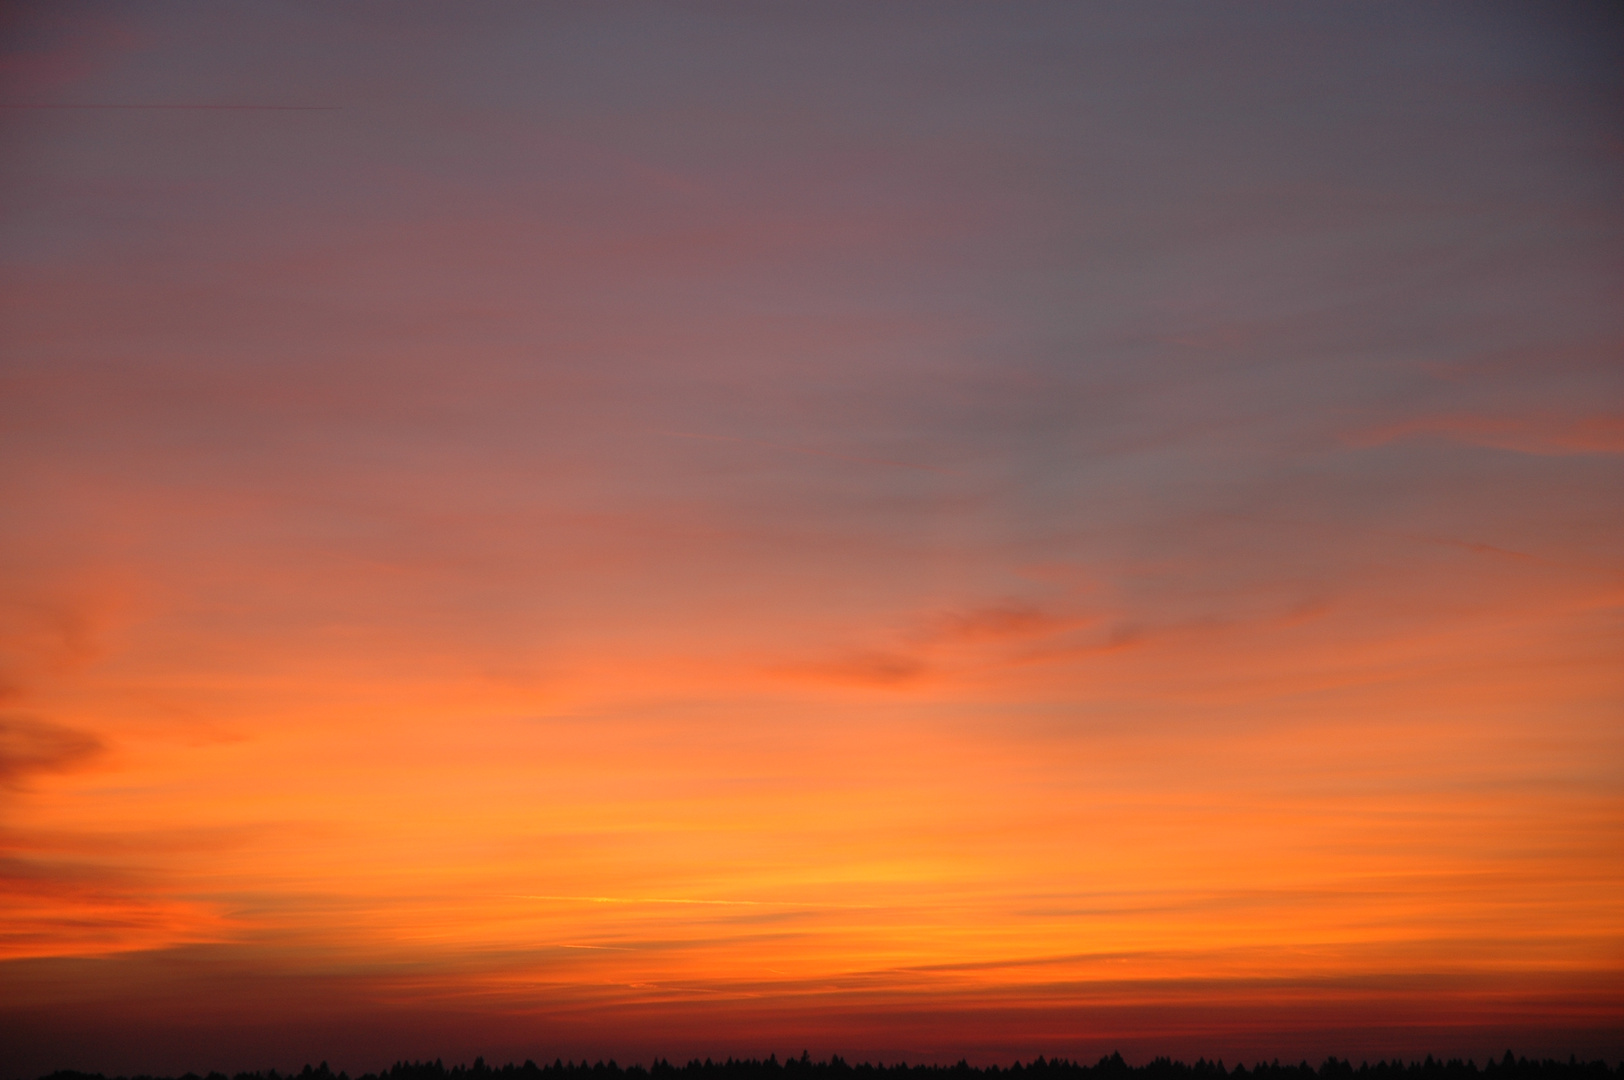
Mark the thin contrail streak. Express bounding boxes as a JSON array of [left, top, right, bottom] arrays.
[[655, 428, 961, 477], [1, 104, 340, 111]]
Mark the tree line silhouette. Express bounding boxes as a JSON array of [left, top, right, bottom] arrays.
[[36, 1051, 1622, 1080]]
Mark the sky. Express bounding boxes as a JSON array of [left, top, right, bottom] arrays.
[[1, 2, 1622, 1076]]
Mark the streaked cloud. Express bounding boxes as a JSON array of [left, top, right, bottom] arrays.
[[1, 1, 1620, 1074]]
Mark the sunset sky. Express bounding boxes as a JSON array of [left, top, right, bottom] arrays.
[[1, 3, 1621, 1076]]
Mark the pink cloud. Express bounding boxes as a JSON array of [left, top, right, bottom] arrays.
[[1347, 412, 1624, 455]]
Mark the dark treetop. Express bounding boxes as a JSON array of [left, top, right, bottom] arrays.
[[37, 1051, 1624, 1080]]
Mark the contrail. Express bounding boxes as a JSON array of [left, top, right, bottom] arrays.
[[1, 104, 340, 111]]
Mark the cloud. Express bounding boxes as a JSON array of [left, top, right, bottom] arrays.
[[1, 1, 1620, 1067], [0, 7, 145, 97], [1347, 412, 1624, 456], [766, 597, 1097, 691], [774, 650, 930, 689], [0, 716, 103, 790], [922, 605, 1085, 646]]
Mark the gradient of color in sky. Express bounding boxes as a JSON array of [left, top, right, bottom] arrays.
[[1, 2, 1622, 1076]]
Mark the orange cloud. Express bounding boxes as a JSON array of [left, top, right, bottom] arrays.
[[3, 3, 1622, 1072], [0, 717, 103, 789]]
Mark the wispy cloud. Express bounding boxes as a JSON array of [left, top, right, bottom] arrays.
[[2, 0, 1620, 1068], [0, 717, 102, 789], [1347, 412, 1624, 456]]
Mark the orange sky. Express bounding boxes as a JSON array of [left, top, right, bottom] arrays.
[[1, 3, 1621, 1076]]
